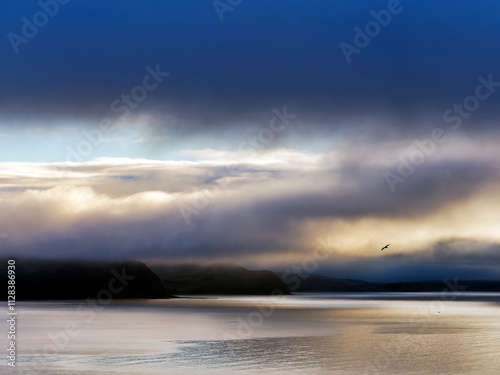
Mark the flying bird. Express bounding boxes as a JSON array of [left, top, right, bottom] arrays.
[[381, 244, 390, 251]]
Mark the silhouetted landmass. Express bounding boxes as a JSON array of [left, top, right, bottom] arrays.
[[279, 273, 500, 292], [151, 263, 290, 295], [278, 273, 383, 292], [383, 280, 500, 292], [1, 259, 171, 300], [3, 259, 500, 301]]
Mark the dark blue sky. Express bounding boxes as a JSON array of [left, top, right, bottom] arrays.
[[2, 0, 500, 123]]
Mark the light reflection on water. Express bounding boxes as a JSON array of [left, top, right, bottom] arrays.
[[1, 293, 500, 374]]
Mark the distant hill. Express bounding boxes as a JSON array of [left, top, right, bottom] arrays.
[[277, 273, 384, 292], [150, 263, 290, 295], [1, 259, 171, 300], [383, 280, 500, 292], [278, 272, 500, 292]]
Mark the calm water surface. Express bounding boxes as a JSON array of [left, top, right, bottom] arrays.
[[1, 293, 499, 374]]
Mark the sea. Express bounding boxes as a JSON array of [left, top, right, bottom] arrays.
[[1, 293, 499, 374]]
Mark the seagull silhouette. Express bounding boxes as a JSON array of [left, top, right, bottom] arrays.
[[381, 244, 390, 251]]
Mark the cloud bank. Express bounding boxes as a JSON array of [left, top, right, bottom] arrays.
[[1, 137, 500, 280]]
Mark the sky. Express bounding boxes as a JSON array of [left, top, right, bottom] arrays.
[[1, 0, 500, 282]]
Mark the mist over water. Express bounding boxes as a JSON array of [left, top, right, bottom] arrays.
[[2, 293, 500, 374]]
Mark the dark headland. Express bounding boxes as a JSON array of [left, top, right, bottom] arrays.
[[2, 259, 171, 300]]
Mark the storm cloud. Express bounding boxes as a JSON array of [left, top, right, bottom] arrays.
[[2, 1, 500, 131]]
